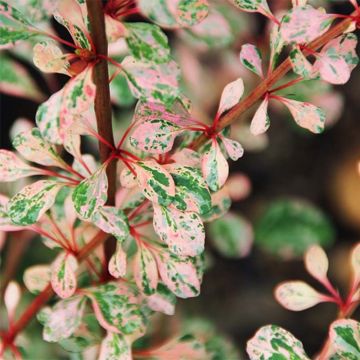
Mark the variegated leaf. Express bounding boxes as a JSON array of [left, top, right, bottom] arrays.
[[280, 5, 334, 45], [120, 168, 137, 189], [99, 332, 131, 360], [351, 243, 360, 286], [247, 325, 310, 360], [175, 0, 209, 27], [51, 252, 78, 299], [0, 194, 24, 231], [289, 46, 314, 78], [72, 166, 108, 220], [12, 128, 67, 168], [170, 148, 200, 167], [23, 265, 51, 294], [91, 206, 129, 241], [0, 149, 42, 182], [133, 160, 175, 206], [33, 41, 71, 75], [145, 283, 176, 315], [279, 97, 326, 133], [124, 22, 170, 64], [231, 0, 273, 18], [220, 136, 244, 161], [201, 186, 231, 223], [134, 244, 158, 295], [153, 204, 205, 257], [217, 78, 244, 117], [108, 242, 127, 279], [250, 96, 270, 135], [304, 245, 329, 283], [201, 139, 229, 192], [155, 251, 201, 298], [87, 282, 146, 336], [269, 22, 284, 70], [38, 295, 86, 342], [240, 44, 263, 77], [8, 180, 63, 225], [275, 281, 326, 311]]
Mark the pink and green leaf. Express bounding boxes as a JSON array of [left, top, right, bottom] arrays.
[[240, 44, 263, 77], [99, 332, 132, 360], [220, 136, 244, 161], [23, 265, 51, 294], [250, 96, 270, 135], [217, 78, 244, 117], [108, 242, 127, 279]]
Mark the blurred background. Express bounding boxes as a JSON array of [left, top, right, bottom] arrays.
[[1, 0, 360, 358]]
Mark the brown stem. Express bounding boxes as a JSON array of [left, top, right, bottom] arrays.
[[190, 12, 356, 150], [86, 0, 117, 265]]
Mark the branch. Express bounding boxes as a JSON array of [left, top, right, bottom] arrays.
[[190, 12, 356, 150], [86, 0, 117, 263]]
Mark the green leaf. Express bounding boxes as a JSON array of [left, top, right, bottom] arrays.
[[208, 213, 253, 258], [72, 166, 108, 220], [8, 180, 63, 225], [255, 199, 335, 259], [124, 22, 170, 63], [99, 332, 132, 360]]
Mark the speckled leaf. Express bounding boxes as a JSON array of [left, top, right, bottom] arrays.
[[0, 194, 24, 231], [39, 295, 86, 342], [289, 46, 314, 78], [0, 150, 42, 182], [33, 41, 71, 75], [0, 55, 44, 101], [208, 213, 253, 258], [54, 0, 92, 50], [133, 160, 175, 206], [217, 78, 244, 116], [8, 180, 63, 225], [120, 168, 137, 189], [134, 244, 158, 295], [91, 206, 129, 241], [220, 136, 244, 161], [12, 127, 66, 168], [201, 139, 229, 192], [108, 242, 127, 279], [87, 282, 146, 336], [240, 44, 263, 77], [145, 283, 176, 315], [175, 0, 209, 27], [51, 252, 78, 299], [137, 0, 178, 28], [201, 186, 231, 223], [155, 251, 201, 298], [304, 245, 329, 284], [99, 332, 131, 360], [328, 319, 360, 359], [269, 22, 284, 70], [153, 204, 205, 257], [275, 281, 326, 311], [124, 22, 170, 63], [24, 265, 51, 294], [121, 56, 182, 107], [231, 0, 273, 18], [72, 166, 108, 220], [280, 5, 334, 45], [250, 96, 270, 135], [166, 164, 211, 215], [247, 325, 310, 360], [279, 97, 326, 133]]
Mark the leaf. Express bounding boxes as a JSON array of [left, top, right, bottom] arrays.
[[220, 136, 244, 161], [108, 242, 127, 279], [51, 252, 78, 299], [99, 332, 131, 360], [289, 46, 314, 78], [217, 78, 244, 116], [304, 245, 329, 284], [250, 96, 270, 135], [12, 128, 66, 168], [0, 195, 24, 231], [91, 206, 129, 241], [0, 150, 42, 182], [246, 325, 310, 360], [269, 22, 284, 70], [175, 0, 209, 27], [133, 160, 175, 206], [39, 296, 86, 342], [155, 251, 201, 298], [239, 44, 263, 77], [33, 40, 71, 75], [110, 71, 135, 107], [278, 97, 326, 134], [280, 5, 334, 45], [4, 281, 21, 319], [134, 244, 158, 295], [0, 55, 44, 101], [201, 139, 229, 192], [124, 22, 170, 64], [208, 213, 253, 258], [72, 166, 108, 220], [328, 319, 360, 359], [153, 204, 205, 257], [121, 56, 182, 108], [275, 281, 326, 311], [351, 243, 360, 286], [231, 0, 273, 18], [255, 199, 334, 259], [23, 265, 51, 294], [201, 186, 231, 222], [166, 164, 211, 215], [8, 180, 63, 225], [145, 283, 176, 315], [87, 282, 146, 336]]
